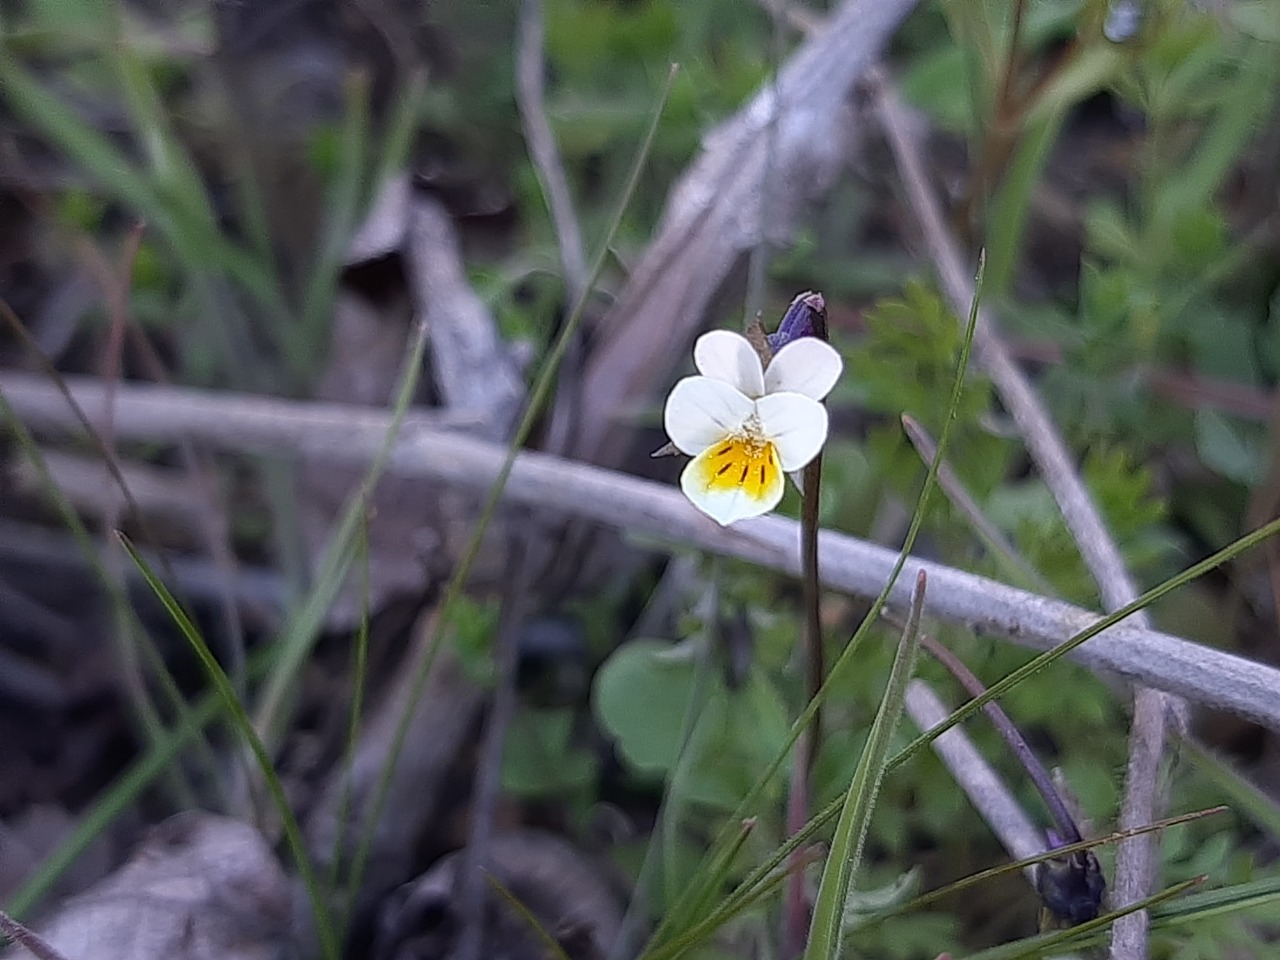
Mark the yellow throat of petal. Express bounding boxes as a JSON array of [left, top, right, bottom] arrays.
[[694, 435, 782, 502]]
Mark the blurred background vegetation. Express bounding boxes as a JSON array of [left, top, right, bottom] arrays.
[[2, 1, 1280, 959]]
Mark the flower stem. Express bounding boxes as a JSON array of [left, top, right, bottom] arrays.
[[785, 292, 831, 957], [919, 633, 1083, 844]]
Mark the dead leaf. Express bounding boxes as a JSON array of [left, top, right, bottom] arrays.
[[2, 813, 293, 960]]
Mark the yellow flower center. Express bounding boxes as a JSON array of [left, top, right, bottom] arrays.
[[695, 433, 781, 501]]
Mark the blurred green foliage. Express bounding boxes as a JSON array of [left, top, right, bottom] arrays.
[[5, 0, 1280, 957]]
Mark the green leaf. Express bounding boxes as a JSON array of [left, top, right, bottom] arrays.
[[1229, 1, 1280, 42], [594, 639, 699, 774], [899, 43, 974, 132], [503, 709, 597, 798], [1194, 408, 1263, 485]]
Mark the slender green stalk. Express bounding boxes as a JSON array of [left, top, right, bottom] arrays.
[[4, 685, 224, 918], [1147, 873, 1280, 927], [342, 64, 680, 913], [645, 855, 798, 960], [331, 520, 373, 919], [118, 535, 340, 960], [1183, 740, 1280, 840], [252, 319, 429, 750], [0, 52, 279, 308], [485, 871, 575, 960], [295, 71, 371, 379], [900, 413, 1055, 596], [645, 254, 986, 955], [919, 635, 1082, 843], [0, 388, 210, 805], [883, 513, 1280, 778], [804, 570, 927, 960], [957, 876, 1205, 960], [734, 511, 1280, 932], [853, 806, 1226, 930]]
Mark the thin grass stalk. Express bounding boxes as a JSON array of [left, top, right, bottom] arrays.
[[295, 71, 372, 381], [119, 535, 340, 960], [252, 319, 429, 750], [753, 514, 1280, 913], [0, 389, 209, 805], [882, 514, 1280, 778], [2, 638, 287, 919], [853, 807, 1226, 931], [804, 570, 927, 960], [644, 254, 986, 954], [344, 63, 679, 913], [331, 519, 373, 922], [486, 872, 576, 960], [957, 876, 1205, 960], [658, 512, 1280, 959]]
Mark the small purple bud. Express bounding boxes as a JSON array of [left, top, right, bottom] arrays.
[[767, 291, 826, 351]]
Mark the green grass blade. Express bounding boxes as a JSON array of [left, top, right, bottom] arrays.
[[852, 807, 1226, 932], [1148, 873, 1280, 927], [3, 638, 289, 917], [983, 113, 1064, 297], [645, 858, 795, 960], [0, 387, 212, 804], [252, 318, 429, 750], [803, 570, 927, 960], [117, 534, 340, 960], [485, 872, 575, 960], [1183, 739, 1280, 840], [344, 62, 680, 910], [883, 513, 1280, 778], [713, 512, 1280, 941], [3, 682, 222, 918], [105, 8, 219, 227], [295, 71, 372, 378], [644, 253, 987, 955], [330, 519, 373, 913], [956, 876, 1205, 960], [0, 53, 279, 307]]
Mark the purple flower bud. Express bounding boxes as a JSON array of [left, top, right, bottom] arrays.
[[767, 291, 826, 352]]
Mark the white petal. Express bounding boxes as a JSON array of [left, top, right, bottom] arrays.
[[680, 443, 784, 526], [755, 392, 829, 470], [694, 330, 765, 398], [763, 337, 843, 400], [663, 376, 753, 455]]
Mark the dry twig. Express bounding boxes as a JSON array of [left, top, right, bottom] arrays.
[[5, 372, 1280, 735]]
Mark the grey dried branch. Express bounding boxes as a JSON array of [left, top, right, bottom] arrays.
[[5, 372, 1280, 736]]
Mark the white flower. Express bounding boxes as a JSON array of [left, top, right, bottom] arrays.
[[663, 329, 843, 525]]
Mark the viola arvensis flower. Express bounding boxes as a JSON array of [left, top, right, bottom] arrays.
[[663, 328, 842, 525]]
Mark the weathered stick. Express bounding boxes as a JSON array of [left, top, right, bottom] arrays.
[[5, 371, 1280, 734]]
